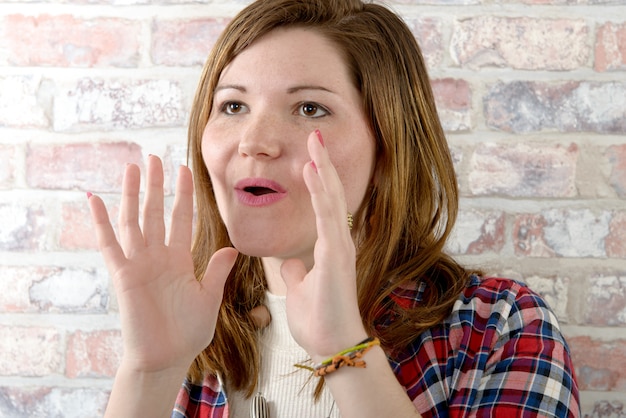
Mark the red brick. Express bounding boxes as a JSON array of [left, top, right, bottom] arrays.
[[585, 274, 626, 326], [66, 329, 122, 378], [607, 144, 626, 197], [451, 17, 589, 70], [406, 17, 444, 70], [484, 81, 626, 133], [523, 275, 570, 322], [514, 214, 553, 257], [0, 266, 52, 312], [0, 14, 140, 67], [468, 143, 578, 197], [520, 0, 621, 3], [584, 401, 626, 418], [0, 265, 109, 313], [151, 18, 230, 66], [449, 146, 463, 174], [431, 78, 472, 132], [0, 145, 17, 188], [0, 386, 108, 416], [60, 201, 99, 251], [0, 326, 62, 376], [30, 268, 109, 313], [0, 202, 46, 251], [447, 209, 505, 255], [26, 142, 143, 192], [513, 209, 611, 257], [539, 209, 610, 257], [569, 336, 626, 391], [53, 78, 186, 131], [596, 22, 626, 72], [606, 211, 626, 258], [0, 76, 48, 128]]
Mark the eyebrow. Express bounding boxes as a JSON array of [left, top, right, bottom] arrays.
[[286, 85, 336, 95], [214, 84, 246, 93], [213, 84, 336, 95]]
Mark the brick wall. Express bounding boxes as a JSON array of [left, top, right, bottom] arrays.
[[0, 0, 624, 416]]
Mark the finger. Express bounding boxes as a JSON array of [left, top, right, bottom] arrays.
[[118, 163, 144, 254], [307, 130, 346, 203], [142, 155, 166, 245], [280, 258, 307, 292], [88, 194, 127, 273], [200, 247, 239, 302], [169, 165, 194, 249], [304, 130, 350, 241]]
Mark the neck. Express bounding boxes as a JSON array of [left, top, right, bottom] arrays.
[[261, 255, 313, 296], [261, 257, 288, 295]]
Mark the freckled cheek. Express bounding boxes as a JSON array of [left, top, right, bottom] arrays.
[[201, 143, 216, 175], [334, 162, 373, 208], [201, 124, 231, 168], [201, 138, 229, 192], [202, 148, 231, 222]]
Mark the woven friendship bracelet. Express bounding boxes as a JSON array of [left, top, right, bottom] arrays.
[[312, 337, 380, 377]]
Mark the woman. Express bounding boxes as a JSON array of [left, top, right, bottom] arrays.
[[88, 0, 580, 417]]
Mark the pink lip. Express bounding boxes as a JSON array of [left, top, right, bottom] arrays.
[[234, 178, 287, 207]]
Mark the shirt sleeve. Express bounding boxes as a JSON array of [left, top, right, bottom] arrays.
[[172, 375, 227, 418], [388, 276, 580, 418], [462, 280, 580, 417]]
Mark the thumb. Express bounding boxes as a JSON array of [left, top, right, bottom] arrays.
[[201, 247, 239, 300], [280, 258, 307, 292]]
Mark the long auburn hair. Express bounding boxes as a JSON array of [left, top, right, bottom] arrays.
[[186, 0, 472, 396]]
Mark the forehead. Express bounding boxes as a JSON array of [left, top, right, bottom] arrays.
[[217, 27, 353, 90]]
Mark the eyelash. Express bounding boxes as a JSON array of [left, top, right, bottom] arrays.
[[296, 102, 330, 118], [218, 101, 331, 118], [220, 101, 246, 115]]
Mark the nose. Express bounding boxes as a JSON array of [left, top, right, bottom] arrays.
[[238, 114, 282, 159]]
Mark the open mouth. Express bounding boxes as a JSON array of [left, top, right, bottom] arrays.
[[244, 186, 276, 196], [235, 179, 286, 206]]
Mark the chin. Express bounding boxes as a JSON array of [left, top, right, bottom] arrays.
[[229, 235, 313, 261], [233, 244, 277, 258], [228, 233, 283, 258], [225, 220, 316, 259]]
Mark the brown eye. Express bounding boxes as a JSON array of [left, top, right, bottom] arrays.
[[302, 103, 318, 116], [227, 102, 242, 114], [298, 102, 328, 118], [222, 101, 247, 115]]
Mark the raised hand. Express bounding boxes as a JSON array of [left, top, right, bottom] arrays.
[[88, 155, 238, 373], [281, 130, 368, 362]]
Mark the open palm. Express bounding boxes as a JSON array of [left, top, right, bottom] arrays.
[[88, 156, 237, 372]]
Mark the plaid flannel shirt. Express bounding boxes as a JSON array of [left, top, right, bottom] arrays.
[[173, 276, 580, 417]]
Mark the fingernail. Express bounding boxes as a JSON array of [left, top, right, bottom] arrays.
[[86, 192, 93, 199], [310, 160, 318, 173], [315, 129, 324, 147]]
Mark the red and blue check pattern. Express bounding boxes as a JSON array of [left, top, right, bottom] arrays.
[[173, 276, 580, 417], [388, 276, 580, 417]]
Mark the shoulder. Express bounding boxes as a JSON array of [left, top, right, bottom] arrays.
[[389, 276, 580, 416], [451, 275, 560, 340], [456, 275, 552, 319], [460, 275, 543, 305], [388, 275, 557, 360]]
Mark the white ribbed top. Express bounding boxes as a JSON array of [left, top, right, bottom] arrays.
[[228, 292, 340, 418]]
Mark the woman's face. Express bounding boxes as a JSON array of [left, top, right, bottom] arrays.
[[202, 27, 376, 263]]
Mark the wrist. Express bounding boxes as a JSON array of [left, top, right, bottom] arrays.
[[104, 360, 188, 418], [116, 357, 190, 383], [308, 329, 370, 364], [313, 337, 381, 377]]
